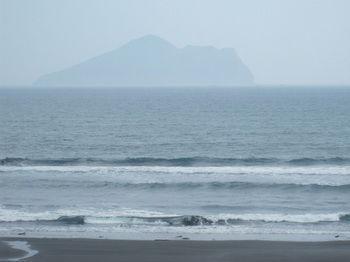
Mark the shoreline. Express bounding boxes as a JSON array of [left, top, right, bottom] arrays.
[[1, 238, 350, 262], [1, 231, 348, 242]]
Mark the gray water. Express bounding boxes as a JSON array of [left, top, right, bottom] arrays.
[[1, 87, 350, 240]]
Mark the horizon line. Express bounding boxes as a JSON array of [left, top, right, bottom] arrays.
[[1, 84, 350, 89]]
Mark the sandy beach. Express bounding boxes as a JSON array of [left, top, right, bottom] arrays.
[[1, 238, 350, 262]]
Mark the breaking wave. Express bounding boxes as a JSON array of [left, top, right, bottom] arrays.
[[2, 213, 350, 226]]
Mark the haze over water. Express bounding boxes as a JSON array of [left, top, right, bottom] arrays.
[[1, 87, 350, 240]]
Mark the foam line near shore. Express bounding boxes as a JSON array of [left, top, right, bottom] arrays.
[[0, 241, 38, 261]]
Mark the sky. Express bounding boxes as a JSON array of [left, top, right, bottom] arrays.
[[1, 0, 350, 86]]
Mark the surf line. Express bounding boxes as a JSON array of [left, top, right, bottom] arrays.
[[0, 241, 38, 261]]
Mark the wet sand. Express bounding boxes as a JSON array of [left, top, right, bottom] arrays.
[[0, 240, 27, 261], [1, 238, 350, 262]]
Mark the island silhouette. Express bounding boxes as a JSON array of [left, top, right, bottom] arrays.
[[34, 35, 254, 87]]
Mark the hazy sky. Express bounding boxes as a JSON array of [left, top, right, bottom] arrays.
[[1, 0, 350, 86]]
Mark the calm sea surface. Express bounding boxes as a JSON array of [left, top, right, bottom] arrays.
[[1, 87, 350, 240]]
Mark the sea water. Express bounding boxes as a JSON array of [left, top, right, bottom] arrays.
[[1, 87, 350, 240]]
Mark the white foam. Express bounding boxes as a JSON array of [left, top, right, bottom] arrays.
[[0, 203, 347, 224], [2, 165, 350, 186], [1, 222, 350, 242], [207, 213, 344, 223], [86, 212, 348, 224], [2, 165, 350, 175], [0, 206, 176, 222]]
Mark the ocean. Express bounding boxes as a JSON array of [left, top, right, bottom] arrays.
[[1, 87, 350, 240]]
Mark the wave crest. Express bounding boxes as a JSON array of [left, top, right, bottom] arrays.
[[2, 156, 350, 167]]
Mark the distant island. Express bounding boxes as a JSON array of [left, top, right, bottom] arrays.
[[34, 35, 254, 87]]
